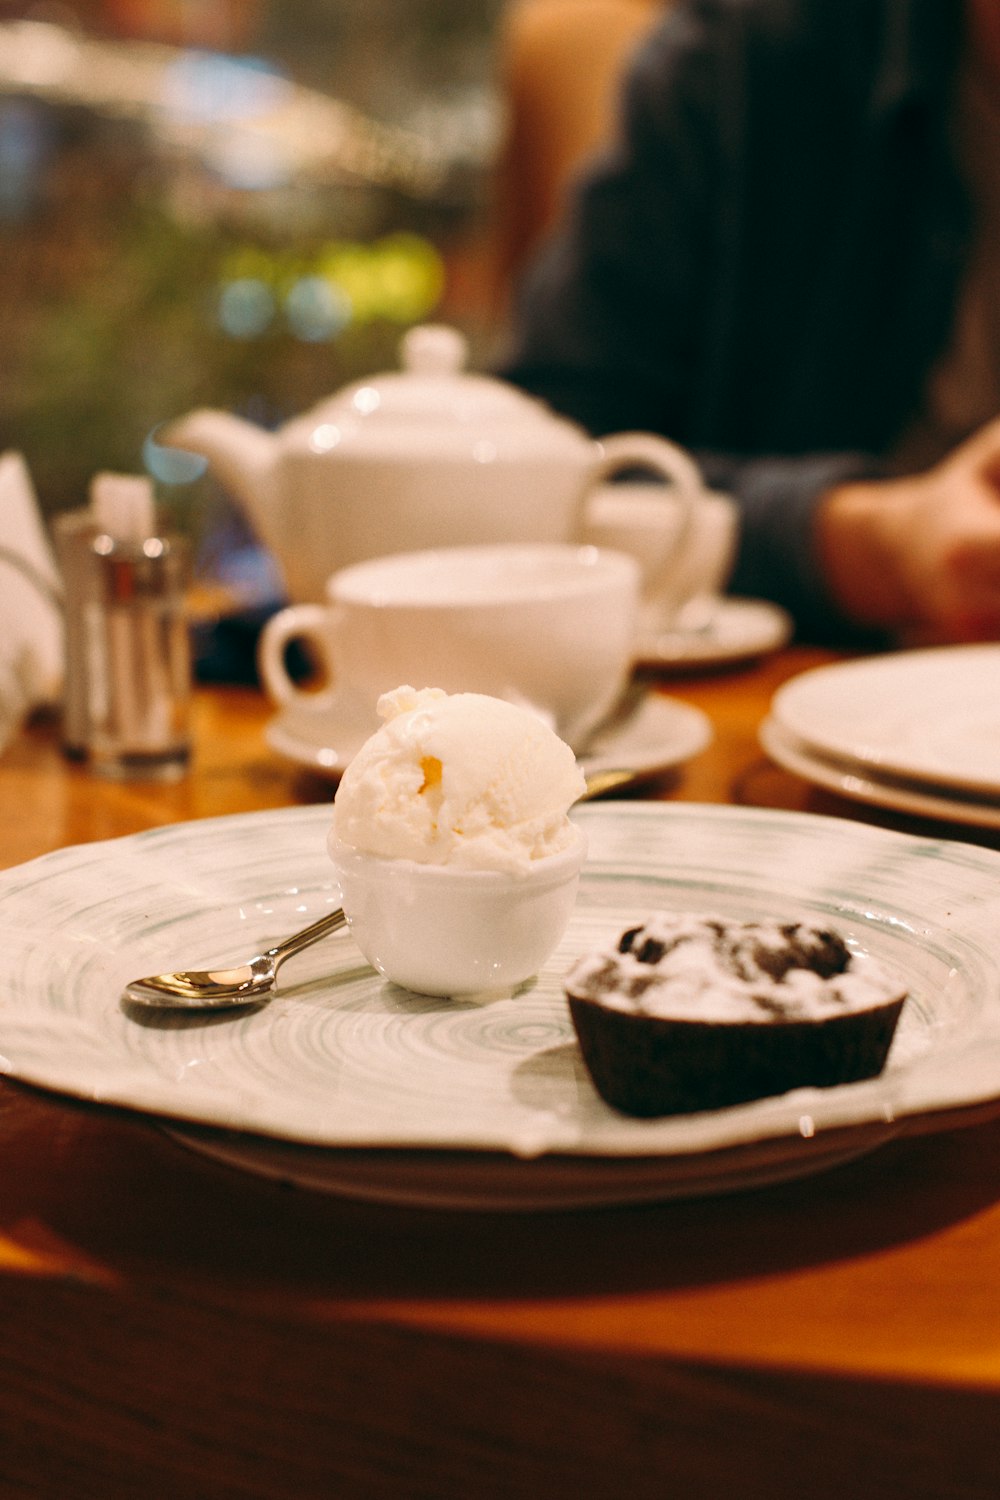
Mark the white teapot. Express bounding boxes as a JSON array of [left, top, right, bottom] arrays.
[[162, 323, 704, 603]]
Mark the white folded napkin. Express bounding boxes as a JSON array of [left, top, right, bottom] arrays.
[[0, 452, 63, 751]]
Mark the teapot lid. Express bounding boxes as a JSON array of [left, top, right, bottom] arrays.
[[302, 324, 588, 458]]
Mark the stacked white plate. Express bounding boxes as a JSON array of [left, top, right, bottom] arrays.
[[761, 644, 1000, 830]]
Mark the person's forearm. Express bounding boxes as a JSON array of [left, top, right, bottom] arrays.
[[705, 451, 887, 645], [815, 478, 918, 630], [817, 421, 1000, 642]]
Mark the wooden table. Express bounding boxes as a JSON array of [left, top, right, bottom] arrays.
[[2, 648, 999, 1499]]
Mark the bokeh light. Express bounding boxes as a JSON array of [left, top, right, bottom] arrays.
[[284, 275, 351, 342], [159, 50, 289, 126], [217, 276, 276, 337], [143, 426, 209, 484], [216, 232, 445, 344]]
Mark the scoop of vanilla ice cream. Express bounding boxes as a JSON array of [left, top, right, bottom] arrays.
[[331, 686, 587, 873]]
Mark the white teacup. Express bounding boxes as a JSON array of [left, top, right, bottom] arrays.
[[583, 483, 738, 635], [257, 542, 641, 749]]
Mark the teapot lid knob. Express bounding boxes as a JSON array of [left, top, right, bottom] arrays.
[[400, 323, 467, 377]]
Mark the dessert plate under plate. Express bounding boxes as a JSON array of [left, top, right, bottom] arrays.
[[771, 644, 1000, 797], [760, 717, 1000, 833], [2, 803, 1000, 1209], [635, 597, 792, 670], [265, 688, 712, 787]]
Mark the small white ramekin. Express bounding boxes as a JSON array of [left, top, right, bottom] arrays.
[[328, 825, 586, 997]]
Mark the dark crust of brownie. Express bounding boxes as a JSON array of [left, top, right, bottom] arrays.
[[566, 991, 906, 1117]]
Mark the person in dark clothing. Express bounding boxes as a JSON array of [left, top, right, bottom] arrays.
[[500, 0, 1000, 644]]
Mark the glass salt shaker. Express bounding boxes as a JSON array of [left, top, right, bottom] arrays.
[[54, 473, 192, 779]]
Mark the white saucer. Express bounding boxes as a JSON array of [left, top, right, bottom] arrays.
[[265, 689, 712, 785], [575, 690, 711, 784], [635, 596, 792, 669], [760, 716, 1000, 832], [264, 698, 373, 777]]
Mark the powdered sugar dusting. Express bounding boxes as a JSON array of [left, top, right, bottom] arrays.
[[566, 913, 905, 1023]]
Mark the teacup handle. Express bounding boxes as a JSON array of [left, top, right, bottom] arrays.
[[581, 432, 704, 560], [257, 603, 339, 713]]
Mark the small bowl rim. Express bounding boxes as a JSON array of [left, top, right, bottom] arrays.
[[328, 821, 587, 885]]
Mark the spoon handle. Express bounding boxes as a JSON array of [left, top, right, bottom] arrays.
[[268, 907, 348, 969]]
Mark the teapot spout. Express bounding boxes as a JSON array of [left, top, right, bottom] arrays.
[[160, 408, 280, 544]]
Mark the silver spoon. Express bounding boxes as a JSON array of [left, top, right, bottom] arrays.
[[123, 906, 348, 1010], [122, 769, 642, 1010]]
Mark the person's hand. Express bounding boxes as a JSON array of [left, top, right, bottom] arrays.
[[817, 415, 1000, 641]]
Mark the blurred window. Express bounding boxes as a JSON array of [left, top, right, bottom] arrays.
[[0, 0, 504, 535]]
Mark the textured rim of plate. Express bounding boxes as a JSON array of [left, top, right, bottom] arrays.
[[760, 716, 1000, 832], [3, 802, 1000, 1207], [634, 597, 792, 668], [770, 644, 1000, 797], [163, 1118, 898, 1210], [266, 690, 713, 784]]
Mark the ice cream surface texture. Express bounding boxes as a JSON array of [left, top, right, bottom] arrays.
[[331, 686, 587, 874]]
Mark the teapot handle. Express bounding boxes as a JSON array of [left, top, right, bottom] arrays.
[[257, 603, 340, 713], [580, 432, 704, 563]]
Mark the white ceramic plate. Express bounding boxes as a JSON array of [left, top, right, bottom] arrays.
[[771, 645, 1000, 796], [265, 689, 712, 787], [760, 717, 1000, 832], [635, 597, 792, 670], [2, 803, 1000, 1208]]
